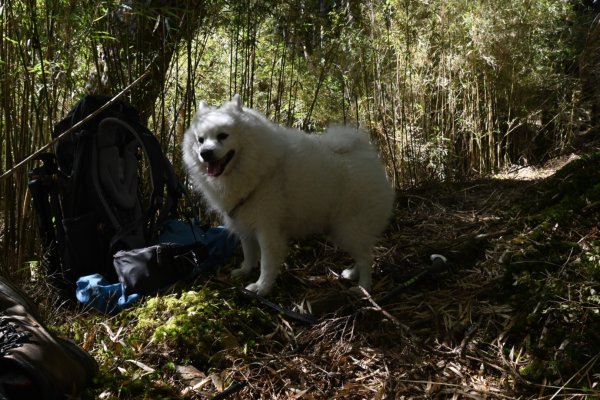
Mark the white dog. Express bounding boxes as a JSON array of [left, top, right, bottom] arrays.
[[182, 95, 394, 295]]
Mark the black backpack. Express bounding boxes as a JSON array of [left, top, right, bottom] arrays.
[[28, 95, 182, 291]]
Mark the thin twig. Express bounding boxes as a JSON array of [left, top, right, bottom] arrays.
[[357, 286, 418, 341]]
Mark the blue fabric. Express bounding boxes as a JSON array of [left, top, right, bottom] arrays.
[[157, 219, 238, 270], [76, 221, 238, 313], [76, 274, 141, 313]]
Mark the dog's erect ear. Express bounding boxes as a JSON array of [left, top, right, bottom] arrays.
[[192, 100, 211, 120], [196, 100, 210, 115], [232, 94, 242, 109], [224, 94, 243, 112]]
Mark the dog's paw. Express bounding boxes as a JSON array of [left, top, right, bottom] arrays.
[[245, 282, 272, 296], [341, 267, 359, 281]]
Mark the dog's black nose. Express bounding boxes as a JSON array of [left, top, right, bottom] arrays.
[[200, 149, 215, 162]]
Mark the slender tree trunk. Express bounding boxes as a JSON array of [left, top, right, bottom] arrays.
[[102, 1, 207, 121]]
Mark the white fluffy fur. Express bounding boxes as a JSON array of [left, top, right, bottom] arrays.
[[182, 95, 394, 295]]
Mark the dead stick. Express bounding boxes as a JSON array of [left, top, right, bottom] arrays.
[[0, 68, 152, 181], [357, 285, 418, 341]]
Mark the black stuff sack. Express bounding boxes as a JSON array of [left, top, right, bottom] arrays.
[[113, 242, 207, 295]]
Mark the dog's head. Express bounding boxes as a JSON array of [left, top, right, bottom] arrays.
[[184, 95, 245, 178]]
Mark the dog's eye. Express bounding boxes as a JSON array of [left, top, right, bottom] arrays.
[[197, 136, 204, 144], [217, 132, 229, 141]]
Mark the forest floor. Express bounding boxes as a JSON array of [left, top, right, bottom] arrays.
[[37, 149, 600, 399]]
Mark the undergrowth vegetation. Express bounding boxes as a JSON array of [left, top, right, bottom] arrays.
[[55, 286, 277, 398], [497, 153, 600, 389], [33, 152, 598, 399]]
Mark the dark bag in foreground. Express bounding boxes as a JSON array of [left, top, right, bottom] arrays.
[[113, 242, 208, 295], [76, 222, 239, 313], [0, 276, 97, 399]]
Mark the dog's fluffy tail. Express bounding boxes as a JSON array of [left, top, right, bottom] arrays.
[[320, 125, 371, 154]]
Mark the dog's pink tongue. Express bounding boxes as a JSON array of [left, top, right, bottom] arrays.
[[207, 160, 225, 177]]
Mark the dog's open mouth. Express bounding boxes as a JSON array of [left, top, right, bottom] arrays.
[[206, 150, 235, 177]]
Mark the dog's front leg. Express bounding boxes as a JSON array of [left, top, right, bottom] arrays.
[[245, 229, 287, 296], [231, 234, 259, 279]]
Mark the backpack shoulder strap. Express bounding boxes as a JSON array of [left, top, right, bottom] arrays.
[[97, 117, 181, 240]]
